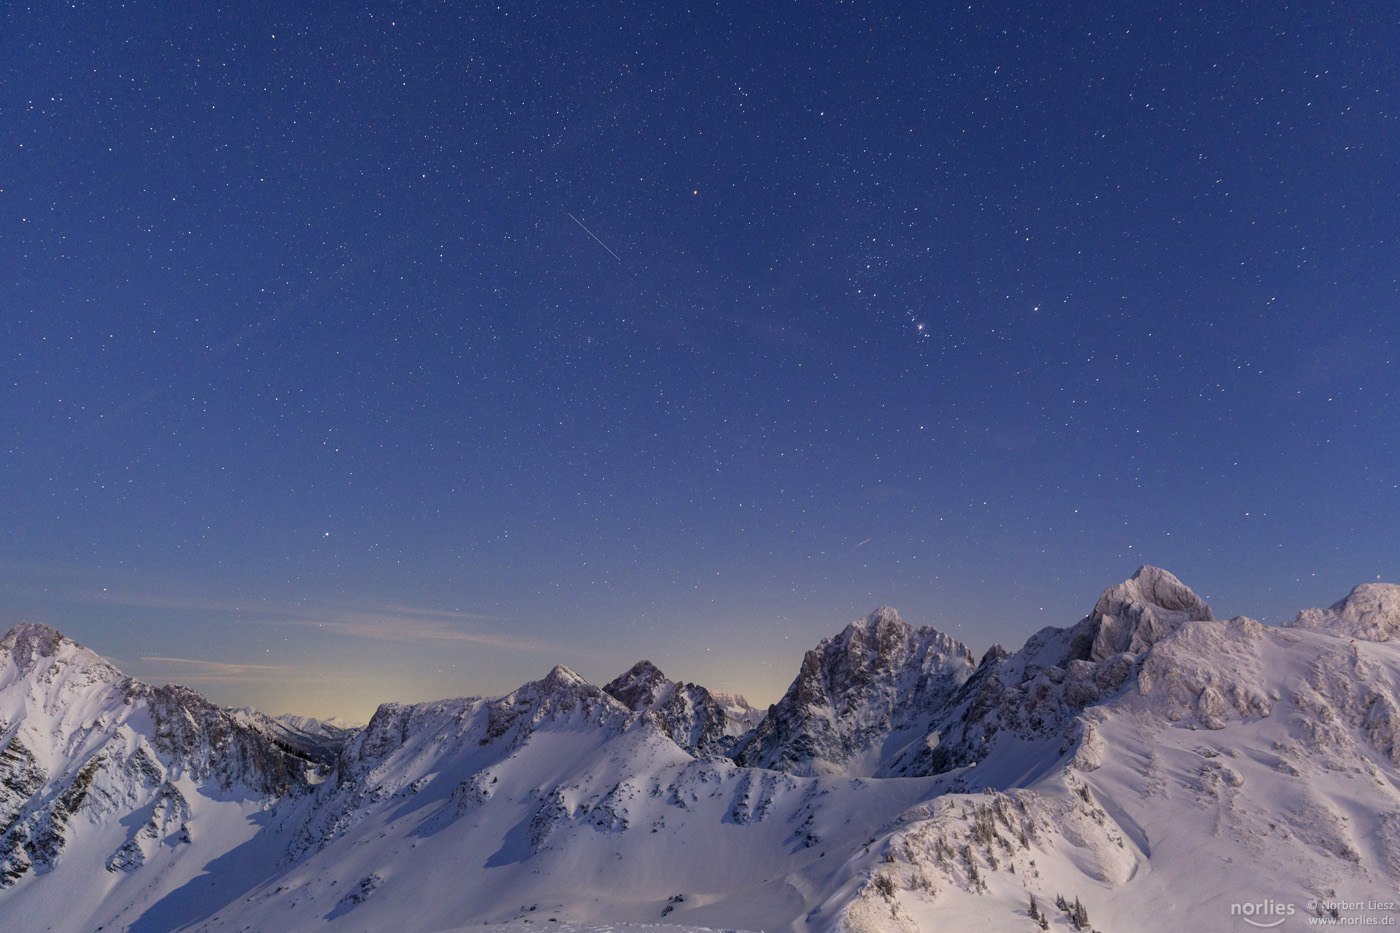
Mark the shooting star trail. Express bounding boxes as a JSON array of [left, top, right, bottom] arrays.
[[568, 213, 622, 262], [854, 537, 872, 549]]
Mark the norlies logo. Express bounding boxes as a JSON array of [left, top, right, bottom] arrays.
[[1232, 899, 1297, 928]]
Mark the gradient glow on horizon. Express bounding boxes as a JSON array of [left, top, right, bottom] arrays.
[[3, 2, 1396, 722]]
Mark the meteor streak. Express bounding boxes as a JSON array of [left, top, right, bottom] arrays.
[[567, 213, 622, 262]]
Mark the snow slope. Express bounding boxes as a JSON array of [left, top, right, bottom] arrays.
[[841, 573, 1400, 931], [0, 623, 320, 932], [3, 568, 1399, 932]]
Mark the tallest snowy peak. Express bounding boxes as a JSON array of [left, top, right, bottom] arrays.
[[1086, 565, 1215, 661], [861, 605, 904, 628], [833, 606, 910, 651]]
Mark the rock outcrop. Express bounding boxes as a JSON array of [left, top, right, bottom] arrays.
[[604, 660, 756, 758], [732, 607, 975, 776]]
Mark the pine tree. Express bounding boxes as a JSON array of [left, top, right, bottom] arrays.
[[1029, 894, 1050, 931], [1070, 896, 1091, 931]]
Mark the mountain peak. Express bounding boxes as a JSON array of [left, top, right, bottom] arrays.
[[1291, 581, 1400, 642], [1086, 565, 1214, 661], [1, 622, 123, 686], [1, 622, 67, 658], [603, 660, 670, 711], [734, 608, 974, 776], [839, 605, 908, 642], [542, 664, 588, 689], [861, 605, 905, 628], [617, 659, 666, 683], [829, 606, 906, 653], [601, 660, 754, 757]]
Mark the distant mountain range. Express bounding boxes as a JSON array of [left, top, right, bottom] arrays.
[[3, 566, 1399, 932]]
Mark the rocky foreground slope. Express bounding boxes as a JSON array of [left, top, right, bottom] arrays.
[[2, 568, 1399, 932]]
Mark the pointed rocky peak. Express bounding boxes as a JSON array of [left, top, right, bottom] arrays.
[[0, 622, 67, 658], [498, 663, 611, 713], [601, 661, 754, 757], [1291, 582, 1400, 642], [1085, 566, 1214, 661], [0, 623, 125, 692], [1, 623, 113, 673], [473, 664, 630, 750], [542, 664, 588, 691], [858, 605, 906, 630], [978, 644, 1009, 668], [604, 660, 671, 711], [734, 607, 976, 776], [813, 606, 970, 684], [838, 606, 909, 650], [620, 659, 666, 680]]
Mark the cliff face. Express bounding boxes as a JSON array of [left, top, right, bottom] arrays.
[[0, 624, 313, 891], [604, 660, 757, 758], [732, 606, 976, 777]]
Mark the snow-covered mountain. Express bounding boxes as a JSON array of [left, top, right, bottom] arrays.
[[3, 569, 1399, 932], [0, 623, 320, 929], [604, 660, 759, 757], [1290, 581, 1400, 642], [843, 572, 1400, 931], [227, 708, 359, 768], [732, 606, 976, 777], [882, 564, 1218, 779]]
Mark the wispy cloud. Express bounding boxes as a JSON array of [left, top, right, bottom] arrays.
[[136, 656, 299, 684], [272, 611, 551, 653], [84, 589, 556, 654]]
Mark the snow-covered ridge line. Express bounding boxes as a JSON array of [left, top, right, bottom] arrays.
[[3, 567, 1399, 932]]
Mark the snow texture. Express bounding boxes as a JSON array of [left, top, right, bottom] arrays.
[[1291, 582, 1400, 642], [3, 567, 1400, 932]]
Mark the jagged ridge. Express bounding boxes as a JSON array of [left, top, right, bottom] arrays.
[[0, 623, 317, 892], [3, 567, 1400, 933], [603, 660, 756, 758], [733, 606, 976, 777]]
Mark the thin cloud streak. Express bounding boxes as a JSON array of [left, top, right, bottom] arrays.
[[87, 590, 496, 621], [136, 656, 299, 684], [271, 614, 552, 653], [83, 588, 554, 654]]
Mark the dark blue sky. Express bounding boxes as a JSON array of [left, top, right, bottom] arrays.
[[3, 1, 1396, 720]]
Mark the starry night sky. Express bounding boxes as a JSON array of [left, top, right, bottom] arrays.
[[3, 1, 1397, 721]]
